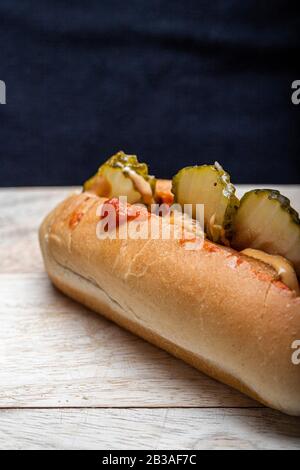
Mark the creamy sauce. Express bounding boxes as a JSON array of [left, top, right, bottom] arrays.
[[241, 248, 299, 295], [124, 168, 153, 205]]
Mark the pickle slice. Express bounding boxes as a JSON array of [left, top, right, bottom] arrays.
[[84, 151, 156, 205], [232, 189, 300, 276], [172, 163, 239, 244]]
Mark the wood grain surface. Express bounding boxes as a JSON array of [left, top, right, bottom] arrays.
[[1, 409, 300, 450], [0, 186, 299, 449]]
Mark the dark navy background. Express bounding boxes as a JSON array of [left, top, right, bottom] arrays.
[[0, 0, 299, 186]]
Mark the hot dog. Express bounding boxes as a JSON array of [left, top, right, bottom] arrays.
[[39, 151, 300, 416]]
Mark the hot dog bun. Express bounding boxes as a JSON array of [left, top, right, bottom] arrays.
[[39, 192, 300, 416]]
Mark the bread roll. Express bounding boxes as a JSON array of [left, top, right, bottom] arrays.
[[39, 192, 300, 416]]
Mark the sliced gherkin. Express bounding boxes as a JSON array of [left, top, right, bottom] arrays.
[[172, 162, 239, 244], [232, 189, 300, 276], [84, 151, 156, 205]]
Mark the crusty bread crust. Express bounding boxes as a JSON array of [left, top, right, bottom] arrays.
[[39, 192, 300, 416]]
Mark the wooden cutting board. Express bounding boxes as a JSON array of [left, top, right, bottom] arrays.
[[0, 187, 299, 450]]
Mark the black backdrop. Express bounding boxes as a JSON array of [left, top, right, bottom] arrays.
[[0, 0, 299, 186]]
